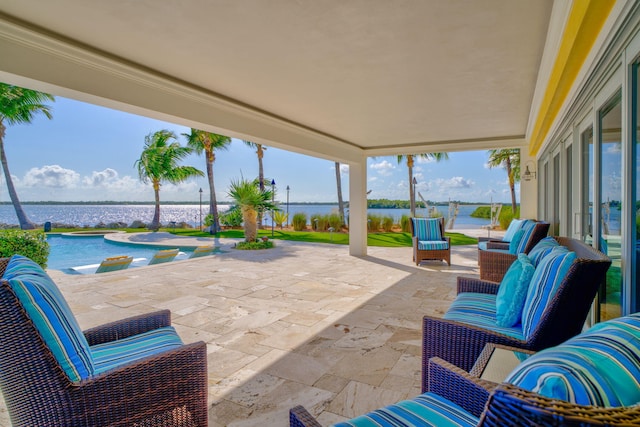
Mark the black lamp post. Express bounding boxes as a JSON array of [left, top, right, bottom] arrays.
[[271, 179, 276, 237], [198, 188, 203, 231], [286, 185, 290, 227], [412, 177, 417, 217]]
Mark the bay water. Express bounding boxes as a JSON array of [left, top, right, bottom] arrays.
[[0, 203, 492, 229]]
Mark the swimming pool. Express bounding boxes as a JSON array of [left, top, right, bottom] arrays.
[[46, 234, 211, 274]]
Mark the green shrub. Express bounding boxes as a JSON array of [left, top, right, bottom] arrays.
[[367, 214, 382, 231], [382, 216, 394, 231], [470, 206, 491, 218], [328, 213, 343, 230], [0, 230, 50, 268], [292, 212, 307, 231], [429, 208, 443, 218], [219, 207, 243, 227], [400, 215, 411, 232], [498, 206, 521, 230], [235, 239, 274, 250], [273, 211, 289, 228]]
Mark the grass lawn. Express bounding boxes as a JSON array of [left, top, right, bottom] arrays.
[[169, 228, 478, 247]]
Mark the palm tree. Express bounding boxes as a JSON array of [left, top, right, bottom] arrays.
[[243, 140, 267, 227], [0, 83, 54, 229], [227, 178, 276, 242], [335, 162, 345, 226], [487, 148, 521, 213], [136, 130, 204, 230], [397, 153, 449, 217], [184, 129, 231, 233]]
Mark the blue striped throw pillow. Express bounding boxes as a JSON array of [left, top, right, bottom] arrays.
[[508, 229, 525, 254], [527, 236, 561, 267], [521, 248, 576, 339], [5, 255, 94, 382], [334, 391, 478, 427], [506, 313, 640, 406], [502, 219, 524, 242], [515, 220, 536, 253]]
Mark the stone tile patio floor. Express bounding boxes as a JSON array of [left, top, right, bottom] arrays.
[[0, 228, 501, 426]]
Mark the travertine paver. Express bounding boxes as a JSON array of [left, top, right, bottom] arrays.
[[0, 231, 493, 426]]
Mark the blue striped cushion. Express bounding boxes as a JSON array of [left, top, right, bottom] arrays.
[[527, 237, 561, 267], [443, 293, 524, 339], [417, 240, 449, 250], [521, 248, 576, 339], [92, 326, 183, 374], [506, 313, 640, 407], [5, 255, 94, 382], [502, 219, 524, 242], [412, 218, 442, 241], [334, 392, 478, 427], [515, 220, 536, 253], [508, 229, 525, 254]]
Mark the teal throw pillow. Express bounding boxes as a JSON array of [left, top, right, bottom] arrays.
[[495, 253, 535, 327], [508, 229, 525, 254], [502, 219, 524, 242]]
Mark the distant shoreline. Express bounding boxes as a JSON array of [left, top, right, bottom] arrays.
[[0, 200, 510, 206]]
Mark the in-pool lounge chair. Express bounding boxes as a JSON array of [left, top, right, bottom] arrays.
[[148, 248, 179, 265], [95, 255, 133, 273], [189, 245, 215, 258]]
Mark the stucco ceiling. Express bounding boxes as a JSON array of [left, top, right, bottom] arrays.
[[0, 0, 555, 159]]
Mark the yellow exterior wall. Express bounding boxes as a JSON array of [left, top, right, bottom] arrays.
[[529, 0, 616, 156]]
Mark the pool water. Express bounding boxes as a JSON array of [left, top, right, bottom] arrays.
[[46, 235, 204, 274]]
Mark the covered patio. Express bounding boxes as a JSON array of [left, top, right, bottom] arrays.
[[0, 234, 489, 426]]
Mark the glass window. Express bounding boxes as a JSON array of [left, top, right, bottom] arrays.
[[598, 92, 622, 321]]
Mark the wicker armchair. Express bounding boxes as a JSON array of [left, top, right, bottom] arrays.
[[290, 313, 640, 427], [422, 237, 610, 391], [478, 221, 550, 282], [0, 256, 208, 427], [410, 217, 451, 266]]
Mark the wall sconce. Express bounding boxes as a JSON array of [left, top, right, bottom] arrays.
[[522, 161, 537, 181]]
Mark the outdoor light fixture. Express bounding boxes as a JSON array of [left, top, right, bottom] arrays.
[[271, 179, 276, 237], [523, 161, 537, 181], [286, 185, 290, 227], [198, 188, 203, 231]]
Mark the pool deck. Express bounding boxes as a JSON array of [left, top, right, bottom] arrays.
[[0, 227, 502, 426]]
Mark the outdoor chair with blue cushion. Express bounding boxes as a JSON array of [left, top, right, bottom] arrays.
[[148, 248, 180, 264], [422, 236, 610, 390], [0, 255, 207, 426], [290, 313, 640, 427], [478, 220, 550, 282], [95, 254, 133, 273], [411, 217, 451, 266], [477, 218, 527, 251]]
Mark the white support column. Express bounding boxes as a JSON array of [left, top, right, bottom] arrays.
[[348, 156, 368, 256]]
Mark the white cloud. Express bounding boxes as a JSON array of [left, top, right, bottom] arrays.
[[416, 156, 437, 164], [368, 176, 378, 182], [370, 160, 395, 176], [23, 165, 80, 188], [435, 176, 474, 189], [83, 168, 119, 186], [340, 164, 349, 175]]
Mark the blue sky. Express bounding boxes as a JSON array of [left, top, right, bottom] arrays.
[[1, 96, 519, 204]]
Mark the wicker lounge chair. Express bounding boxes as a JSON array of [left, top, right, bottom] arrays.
[[410, 217, 451, 266], [148, 248, 179, 265], [95, 255, 133, 273], [0, 255, 207, 426], [478, 221, 550, 282], [290, 313, 640, 427], [421, 236, 610, 391], [477, 218, 529, 251], [189, 245, 215, 258]]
